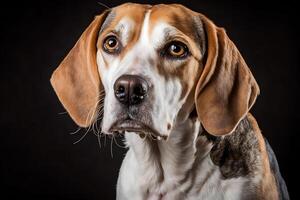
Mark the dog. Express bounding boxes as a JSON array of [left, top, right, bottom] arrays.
[[50, 3, 289, 200]]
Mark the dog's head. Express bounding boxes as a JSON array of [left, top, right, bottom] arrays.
[[51, 3, 259, 138]]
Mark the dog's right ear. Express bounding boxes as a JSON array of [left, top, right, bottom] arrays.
[[50, 10, 109, 127]]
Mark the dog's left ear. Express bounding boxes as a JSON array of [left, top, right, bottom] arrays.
[[50, 10, 109, 127], [195, 14, 260, 136]]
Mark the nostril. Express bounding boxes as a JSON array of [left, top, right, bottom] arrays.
[[115, 85, 127, 102], [114, 79, 129, 104], [131, 95, 141, 104], [133, 85, 147, 96], [116, 85, 125, 94], [130, 84, 147, 105]]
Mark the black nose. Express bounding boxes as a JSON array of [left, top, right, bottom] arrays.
[[114, 75, 149, 106]]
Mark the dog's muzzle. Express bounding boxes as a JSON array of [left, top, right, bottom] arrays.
[[110, 74, 162, 137]]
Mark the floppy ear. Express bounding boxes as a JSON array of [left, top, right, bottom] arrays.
[[50, 11, 109, 127], [195, 15, 260, 136]]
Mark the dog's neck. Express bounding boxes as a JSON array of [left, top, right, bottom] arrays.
[[124, 117, 212, 185], [124, 115, 263, 184]]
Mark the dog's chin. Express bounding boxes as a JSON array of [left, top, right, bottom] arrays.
[[108, 119, 166, 140]]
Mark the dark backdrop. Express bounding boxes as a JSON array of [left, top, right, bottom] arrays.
[[1, 0, 298, 199]]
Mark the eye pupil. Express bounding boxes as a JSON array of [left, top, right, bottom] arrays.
[[171, 44, 181, 53], [108, 38, 117, 47]]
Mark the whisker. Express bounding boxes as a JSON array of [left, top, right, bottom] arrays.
[[94, 121, 100, 136], [85, 96, 102, 134], [58, 111, 68, 115], [104, 134, 107, 146], [69, 127, 82, 135], [75, 101, 98, 145], [113, 135, 126, 149], [96, 131, 102, 150], [73, 129, 89, 144], [110, 136, 114, 158], [94, 114, 103, 137], [94, 109, 103, 135], [71, 90, 106, 146], [97, 2, 111, 9]]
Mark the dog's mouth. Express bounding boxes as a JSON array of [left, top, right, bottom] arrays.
[[109, 118, 167, 140]]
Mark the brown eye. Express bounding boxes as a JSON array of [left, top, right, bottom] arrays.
[[165, 41, 189, 58], [103, 36, 120, 53]]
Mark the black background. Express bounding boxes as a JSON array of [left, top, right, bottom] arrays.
[[1, 0, 298, 199]]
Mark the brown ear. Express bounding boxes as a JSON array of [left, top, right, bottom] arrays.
[[195, 15, 260, 136], [50, 11, 109, 127]]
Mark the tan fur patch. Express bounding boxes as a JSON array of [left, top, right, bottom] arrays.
[[247, 113, 279, 200]]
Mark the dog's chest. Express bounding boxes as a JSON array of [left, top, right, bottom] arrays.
[[117, 146, 249, 200], [148, 161, 248, 200]]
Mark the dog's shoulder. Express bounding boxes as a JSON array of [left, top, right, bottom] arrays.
[[206, 116, 261, 179], [203, 114, 289, 199]]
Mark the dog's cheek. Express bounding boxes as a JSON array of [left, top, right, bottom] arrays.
[[97, 51, 110, 90], [96, 51, 122, 133], [151, 77, 183, 135], [100, 90, 115, 132], [166, 78, 185, 126], [149, 75, 167, 135]]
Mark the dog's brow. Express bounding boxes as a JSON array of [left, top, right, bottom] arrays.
[[100, 11, 135, 46], [113, 17, 135, 45], [152, 24, 186, 47], [163, 27, 183, 40], [100, 11, 115, 33]]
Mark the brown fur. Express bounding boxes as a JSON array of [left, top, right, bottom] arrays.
[[247, 114, 279, 199], [50, 11, 109, 126], [195, 15, 260, 136]]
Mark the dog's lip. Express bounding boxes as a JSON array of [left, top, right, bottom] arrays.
[[109, 119, 165, 138]]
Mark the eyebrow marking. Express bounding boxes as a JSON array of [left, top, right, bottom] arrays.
[[192, 15, 206, 55], [100, 11, 115, 33], [161, 27, 186, 41], [114, 17, 135, 46], [151, 23, 186, 48]]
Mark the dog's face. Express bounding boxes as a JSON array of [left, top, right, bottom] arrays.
[[51, 3, 259, 137], [97, 4, 205, 138]]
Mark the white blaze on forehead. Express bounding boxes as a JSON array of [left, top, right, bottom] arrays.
[[114, 17, 135, 46], [140, 10, 151, 45], [116, 10, 156, 76]]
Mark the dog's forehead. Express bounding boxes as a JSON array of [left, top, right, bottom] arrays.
[[101, 4, 200, 41], [100, 4, 149, 35], [150, 4, 199, 39]]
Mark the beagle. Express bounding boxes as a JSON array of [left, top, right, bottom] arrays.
[[50, 3, 289, 200]]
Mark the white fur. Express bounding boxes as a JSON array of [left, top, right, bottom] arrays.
[[97, 9, 253, 200]]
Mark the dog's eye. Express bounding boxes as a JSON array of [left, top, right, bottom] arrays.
[[165, 41, 189, 58], [103, 36, 120, 54]]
